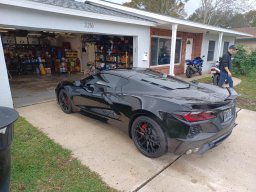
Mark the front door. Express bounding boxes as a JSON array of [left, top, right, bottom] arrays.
[[184, 38, 193, 73]]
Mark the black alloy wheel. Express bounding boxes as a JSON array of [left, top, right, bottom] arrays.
[[198, 65, 203, 75], [186, 67, 193, 78], [58, 89, 72, 114], [213, 74, 220, 86], [198, 68, 202, 75], [131, 116, 167, 158]]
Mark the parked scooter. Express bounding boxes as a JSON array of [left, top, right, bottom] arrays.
[[185, 56, 204, 78]]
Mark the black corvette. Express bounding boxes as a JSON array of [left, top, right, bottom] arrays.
[[55, 69, 238, 158]]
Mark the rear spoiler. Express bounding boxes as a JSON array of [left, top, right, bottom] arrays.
[[226, 87, 239, 100]]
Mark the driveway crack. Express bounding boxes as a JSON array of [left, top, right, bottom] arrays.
[[132, 155, 183, 192]]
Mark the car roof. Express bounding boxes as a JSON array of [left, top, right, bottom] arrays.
[[101, 69, 139, 78], [101, 69, 190, 90]]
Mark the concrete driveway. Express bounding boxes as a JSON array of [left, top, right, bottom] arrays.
[[17, 101, 256, 192], [10, 73, 84, 108]]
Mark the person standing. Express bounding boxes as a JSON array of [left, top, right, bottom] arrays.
[[218, 45, 237, 88]]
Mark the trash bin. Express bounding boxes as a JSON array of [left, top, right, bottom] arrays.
[[0, 107, 19, 192]]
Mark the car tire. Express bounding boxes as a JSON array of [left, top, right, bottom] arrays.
[[58, 89, 73, 114], [186, 67, 192, 78], [131, 116, 167, 158], [213, 74, 219, 85]]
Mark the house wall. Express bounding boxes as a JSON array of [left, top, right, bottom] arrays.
[[201, 33, 235, 72], [236, 39, 256, 52], [149, 27, 203, 75]]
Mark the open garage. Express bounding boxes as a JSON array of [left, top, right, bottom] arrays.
[[0, 0, 152, 107], [2, 29, 134, 107]]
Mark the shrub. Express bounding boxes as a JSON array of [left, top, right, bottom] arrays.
[[249, 49, 256, 69], [232, 45, 256, 75]]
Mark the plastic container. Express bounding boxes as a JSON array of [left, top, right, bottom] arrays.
[[0, 107, 19, 192]]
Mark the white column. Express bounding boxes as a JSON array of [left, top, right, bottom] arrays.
[[169, 24, 178, 76], [0, 35, 13, 108], [217, 32, 223, 61], [133, 36, 138, 67]]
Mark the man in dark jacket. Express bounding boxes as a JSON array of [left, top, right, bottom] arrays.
[[218, 45, 237, 88]]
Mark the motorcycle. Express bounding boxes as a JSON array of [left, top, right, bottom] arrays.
[[185, 56, 204, 78], [211, 60, 221, 85], [210, 59, 228, 86]]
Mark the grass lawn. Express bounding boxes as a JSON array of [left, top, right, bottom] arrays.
[[235, 72, 256, 111], [192, 76, 212, 84], [196, 72, 256, 111], [11, 117, 115, 192]]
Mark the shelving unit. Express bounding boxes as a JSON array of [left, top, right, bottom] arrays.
[[64, 50, 80, 72], [3, 42, 52, 75], [94, 44, 131, 69]]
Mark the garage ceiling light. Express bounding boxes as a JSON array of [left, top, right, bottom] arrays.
[[0, 27, 15, 30], [27, 33, 42, 37]]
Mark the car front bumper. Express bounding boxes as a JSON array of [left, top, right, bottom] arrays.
[[168, 122, 237, 155]]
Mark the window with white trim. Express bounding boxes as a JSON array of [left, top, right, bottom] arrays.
[[150, 37, 182, 66], [223, 41, 229, 55], [207, 40, 216, 61]]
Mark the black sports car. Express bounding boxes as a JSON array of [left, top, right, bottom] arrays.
[[55, 69, 238, 158]]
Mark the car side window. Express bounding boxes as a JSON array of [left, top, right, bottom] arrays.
[[100, 74, 128, 92], [80, 74, 104, 93], [80, 75, 94, 85], [82, 74, 101, 86]]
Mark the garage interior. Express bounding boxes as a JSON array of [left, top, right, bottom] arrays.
[[1, 27, 133, 107]]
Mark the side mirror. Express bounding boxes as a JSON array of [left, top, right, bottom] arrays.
[[74, 80, 81, 86], [202, 55, 205, 58], [84, 84, 94, 93], [95, 80, 111, 88]]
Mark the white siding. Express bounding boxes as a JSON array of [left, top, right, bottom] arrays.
[[0, 35, 13, 108]]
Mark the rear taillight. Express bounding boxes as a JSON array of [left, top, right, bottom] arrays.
[[175, 112, 216, 122]]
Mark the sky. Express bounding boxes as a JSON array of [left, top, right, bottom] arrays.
[[104, 0, 256, 16], [105, 0, 200, 16]]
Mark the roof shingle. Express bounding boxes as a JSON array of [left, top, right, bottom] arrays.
[[233, 27, 256, 39], [27, 0, 151, 22]]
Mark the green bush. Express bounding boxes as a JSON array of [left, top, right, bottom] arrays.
[[250, 49, 256, 69], [232, 45, 256, 75]]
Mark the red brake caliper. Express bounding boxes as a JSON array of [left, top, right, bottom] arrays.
[[141, 123, 147, 129], [65, 96, 70, 105], [140, 122, 148, 135]]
